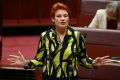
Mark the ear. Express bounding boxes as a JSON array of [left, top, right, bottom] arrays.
[[51, 18, 55, 22]]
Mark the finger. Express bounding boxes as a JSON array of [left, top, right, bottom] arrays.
[[10, 60, 16, 63], [18, 50, 22, 55], [7, 58, 16, 61], [95, 57, 101, 60], [18, 50, 25, 59], [18, 50, 23, 56], [100, 59, 111, 65], [104, 59, 111, 63], [9, 63, 17, 65], [7, 58, 17, 63], [18, 50, 25, 60], [95, 57, 102, 61], [9, 55, 20, 58], [101, 56, 110, 60]]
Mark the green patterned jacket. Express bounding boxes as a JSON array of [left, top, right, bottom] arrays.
[[27, 26, 94, 78]]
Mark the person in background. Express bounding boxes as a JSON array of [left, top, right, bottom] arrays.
[[88, 1, 120, 30], [8, 2, 111, 80]]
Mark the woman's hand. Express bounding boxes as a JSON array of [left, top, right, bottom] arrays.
[[7, 50, 28, 66], [93, 56, 111, 67]]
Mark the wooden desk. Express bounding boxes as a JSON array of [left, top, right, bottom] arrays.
[[73, 28, 120, 80], [78, 63, 120, 80], [0, 66, 35, 80], [74, 27, 120, 59]]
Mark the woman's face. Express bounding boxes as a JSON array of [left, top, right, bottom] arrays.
[[52, 9, 69, 28]]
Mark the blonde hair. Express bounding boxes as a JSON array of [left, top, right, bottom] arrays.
[[106, 1, 120, 20]]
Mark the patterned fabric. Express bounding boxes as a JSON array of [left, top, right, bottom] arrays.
[[27, 26, 94, 78]]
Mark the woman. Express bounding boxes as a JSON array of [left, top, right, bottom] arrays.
[[88, 1, 120, 30], [8, 2, 110, 80]]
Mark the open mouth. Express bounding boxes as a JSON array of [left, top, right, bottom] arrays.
[[61, 22, 65, 25]]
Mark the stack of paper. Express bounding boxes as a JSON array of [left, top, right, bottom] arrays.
[[111, 57, 120, 63]]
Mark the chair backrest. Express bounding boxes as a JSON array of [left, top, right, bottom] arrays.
[[78, 28, 120, 46]]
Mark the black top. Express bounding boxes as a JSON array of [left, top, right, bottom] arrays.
[[107, 18, 117, 30]]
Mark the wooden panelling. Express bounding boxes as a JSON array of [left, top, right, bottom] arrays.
[[20, 0, 40, 19], [3, 0, 20, 19], [1, 35, 39, 65], [81, 0, 109, 14], [86, 44, 120, 59], [3, 0, 113, 27], [0, 40, 1, 61], [3, 0, 81, 26], [78, 13, 94, 27], [74, 27, 120, 58]]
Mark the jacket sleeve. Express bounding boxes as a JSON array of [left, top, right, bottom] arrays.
[[77, 32, 95, 69], [25, 32, 47, 69], [117, 21, 120, 30]]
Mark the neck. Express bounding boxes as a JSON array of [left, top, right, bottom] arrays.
[[56, 27, 67, 35]]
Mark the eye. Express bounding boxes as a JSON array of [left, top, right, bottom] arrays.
[[63, 14, 68, 17], [55, 14, 69, 19], [56, 15, 62, 18]]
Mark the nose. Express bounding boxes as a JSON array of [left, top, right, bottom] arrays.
[[61, 16, 65, 20]]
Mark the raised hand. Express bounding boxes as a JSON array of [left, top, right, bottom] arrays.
[[93, 56, 111, 67], [7, 50, 28, 66]]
